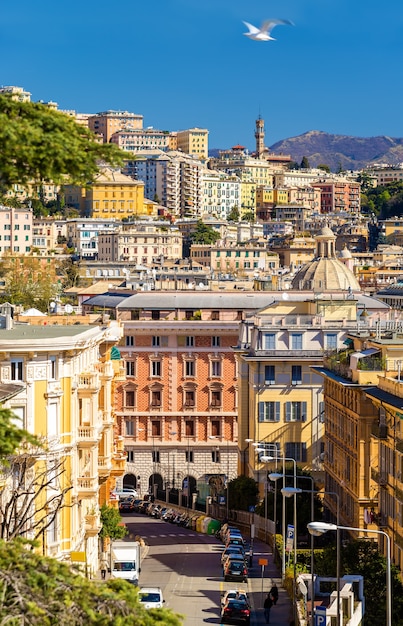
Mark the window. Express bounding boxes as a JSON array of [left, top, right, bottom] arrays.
[[212, 336, 220, 347], [185, 420, 194, 436], [125, 419, 135, 436], [291, 333, 303, 350], [285, 442, 307, 463], [151, 420, 161, 436], [126, 361, 135, 377], [185, 360, 195, 377], [211, 361, 221, 377], [263, 333, 275, 350], [258, 401, 280, 422], [127, 450, 135, 463], [212, 449, 220, 463], [151, 390, 161, 407], [152, 450, 160, 463], [151, 360, 161, 377], [265, 365, 275, 385], [211, 311, 220, 321], [325, 333, 337, 350], [125, 390, 135, 407], [151, 310, 160, 320], [211, 420, 220, 436], [125, 336, 134, 346], [184, 390, 195, 407], [152, 336, 160, 347], [11, 360, 23, 381], [185, 311, 193, 320], [291, 365, 302, 385], [186, 336, 194, 347], [285, 401, 307, 422], [50, 356, 56, 380], [211, 390, 221, 407], [185, 450, 194, 463]]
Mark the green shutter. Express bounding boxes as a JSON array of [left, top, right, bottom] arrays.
[[275, 402, 280, 422], [258, 402, 265, 422], [285, 402, 291, 422]]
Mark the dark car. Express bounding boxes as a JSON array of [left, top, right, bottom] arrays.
[[221, 598, 251, 624], [119, 495, 136, 512], [223, 559, 248, 582]]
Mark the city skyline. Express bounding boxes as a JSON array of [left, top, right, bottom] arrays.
[[1, 0, 403, 150]]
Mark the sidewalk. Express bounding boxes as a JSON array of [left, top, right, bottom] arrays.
[[247, 536, 293, 626]]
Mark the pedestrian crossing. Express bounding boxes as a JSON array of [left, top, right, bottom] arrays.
[[142, 533, 196, 538]]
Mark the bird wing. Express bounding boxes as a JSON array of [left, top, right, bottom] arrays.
[[260, 18, 294, 34], [242, 21, 260, 35]]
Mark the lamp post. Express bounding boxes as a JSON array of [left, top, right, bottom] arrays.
[[243, 438, 254, 476], [283, 486, 339, 626], [308, 521, 390, 626], [260, 454, 297, 582]]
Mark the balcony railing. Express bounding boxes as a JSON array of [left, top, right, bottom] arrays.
[[77, 426, 100, 446], [77, 476, 98, 495]]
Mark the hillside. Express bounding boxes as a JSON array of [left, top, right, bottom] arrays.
[[269, 131, 403, 171]]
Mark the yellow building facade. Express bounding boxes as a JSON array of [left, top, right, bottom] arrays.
[[65, 168, 150, 220], [0, 317, 124, 576], [234, 297, 361, 483]]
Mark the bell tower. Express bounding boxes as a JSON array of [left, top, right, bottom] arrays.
[[255, 115, 265, 158]]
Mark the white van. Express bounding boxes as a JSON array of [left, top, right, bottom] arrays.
[[138, 587, 164, 609]]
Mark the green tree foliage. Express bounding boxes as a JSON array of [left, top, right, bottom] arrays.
[[241, 210, 255, 223], [227, 206, 240, 222], [0, 407, 37, 461], [228, 476, 259, 512], [315, 539, 403, 625], [360, 183, 403, 218], [0, 537, 182, 625], [189, 221, 221, 245], [317, 164, 331, 173], [300, 156, 310, 169], [99, 504, 128, 541], [0, 255, 60, 311], [0, 95, 124, 191]]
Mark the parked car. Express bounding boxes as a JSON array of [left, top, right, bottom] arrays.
[[220, 598, 251, 624], [220, 546, 245, 566], [225, 536, 245, 549], [221, 588, 250, 607], [118, 495, 136, 512], [112, 488, 138, 500], [223, 558, 248, 582], [138, 587, 164, 609]]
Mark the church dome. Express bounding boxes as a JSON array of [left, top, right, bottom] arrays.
[[291, 227, 360, 292]]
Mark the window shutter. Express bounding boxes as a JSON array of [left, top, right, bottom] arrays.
[[177, 336, 186, 347], [275, 402, 280, 422], [301, 443, 307, 462], [161, 336, 168, 347], [285, 402, 291, 422], [302, 402, 307, 422], [258, 402, 264, 422]]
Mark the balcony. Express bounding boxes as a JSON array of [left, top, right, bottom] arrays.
[[77, 476, 99, 497], [110, 454, 127, 476], [77, 373, 100, 394], [98, 455, 113, 476], [77, 426, 101, 447]]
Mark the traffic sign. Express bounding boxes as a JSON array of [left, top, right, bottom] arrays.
[[286, 524, 294, 552], [315, 606, 326, 626]]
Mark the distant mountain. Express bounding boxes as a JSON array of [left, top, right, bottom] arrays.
[[269, 131, 403, 171], [209, 131, 403, 172]]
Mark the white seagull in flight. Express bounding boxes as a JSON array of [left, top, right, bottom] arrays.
[[243, 18, 294, 41]]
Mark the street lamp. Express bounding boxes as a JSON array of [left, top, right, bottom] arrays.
[[260, 454, 297, 582], [283, 486, 339, 626], [242, 438, 254, 476], [308, 522, 391, 626]]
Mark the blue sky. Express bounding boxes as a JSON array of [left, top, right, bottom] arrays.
[[1, 0, 403, 150]]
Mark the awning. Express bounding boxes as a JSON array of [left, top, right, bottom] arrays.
[[364, 387, 403, 413], [350, 348, 381, 371]]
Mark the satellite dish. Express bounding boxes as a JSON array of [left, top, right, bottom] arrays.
[[282, 293, 289, 300], [49, 301, 56, 309], [65, 304, 73, 314]]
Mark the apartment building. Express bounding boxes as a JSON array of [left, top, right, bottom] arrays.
[[88, 110, 143, 143], [66, 218, 117, 259], [201, 170, 241, 219], [110, 128, 171, 152], [0, 205, 33, 255], [97, 219, 182, 265], [274, 204, 313, 232], [64, 168, 149, 220], [0, 316, 124, 575], [111, 291, 280, 506], [190, 243, 279, 279], [32, 217, 66, 254], [311, 179, 361, 214], [176, 128, 209, 160], [315, 320, 403, 577]]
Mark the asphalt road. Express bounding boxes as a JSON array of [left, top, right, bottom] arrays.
[[123, 511, 291, 626]]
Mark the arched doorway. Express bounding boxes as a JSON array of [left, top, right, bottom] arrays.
[[182, 475, 197, 508], [123, 473, 139, 490], [149, 473, 163, 500]]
